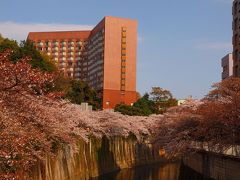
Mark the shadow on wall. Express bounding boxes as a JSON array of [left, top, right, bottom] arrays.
[[96, 135, 120, 178], [178, 161, 214, 180], [92, 134, 179, 180], [25, 133, 167, 180]]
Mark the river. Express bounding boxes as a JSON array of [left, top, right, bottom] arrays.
[[91, 162, 212, 180]]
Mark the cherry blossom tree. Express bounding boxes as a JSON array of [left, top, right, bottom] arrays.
[[0, 50, 61, 179], [5, 47, 240, 178], [0, 49, 163, 179], [154, 78, 240, 158]]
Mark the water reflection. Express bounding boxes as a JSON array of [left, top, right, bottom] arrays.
[[92, 162, 211, 180]]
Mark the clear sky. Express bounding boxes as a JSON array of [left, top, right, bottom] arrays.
[[0, 0, 233, 99]]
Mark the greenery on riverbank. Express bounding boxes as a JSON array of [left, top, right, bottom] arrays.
[[115, 88, 178, 116]]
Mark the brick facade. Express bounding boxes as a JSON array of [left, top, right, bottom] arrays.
[[27, 16, 137, 109]]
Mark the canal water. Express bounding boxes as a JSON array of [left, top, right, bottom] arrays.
[[91, 162, 212, 180]]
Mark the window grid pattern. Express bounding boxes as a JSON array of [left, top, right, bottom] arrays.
[[121, 27, 127, 91]]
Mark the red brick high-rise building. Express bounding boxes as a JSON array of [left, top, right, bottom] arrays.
[[27, 16, 137, 109], [233, 0, 240, 76]]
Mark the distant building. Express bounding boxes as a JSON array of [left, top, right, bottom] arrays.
[[27, 16, 137, 109], [221, 53, 233, 80], [177, 99, 186, 106], [233, 0, 240, 76]]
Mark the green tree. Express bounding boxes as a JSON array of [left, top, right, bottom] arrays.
[[115, 88, 178, 116], [133, 93, 158, 115], [114, 104, 145, 116], [150, 87, 173, 102], [0, 36, 57, 72], [115, 93, 158, 116], [19, 40, 57, 72], [0, 38, 21, 61], [150, 86, 177, 113], [52, 77, 101, 110]]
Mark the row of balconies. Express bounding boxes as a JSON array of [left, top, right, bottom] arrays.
[[91, 55, 103, 61], [58, 63, 83, 70], [89, 37, 103, 45], [46, 51, 79, 55], [88, 58, 103, 65], [47, 52, 84, 56], [35, 41, 85, 46], [88, 40, 103, 48], [47, 53, 84, 60], [87, 48, 104, 57], [37, 48, 87, 54], [45, 46, 84, 51], [59, 57, 83, 61], [58, 60, 86, 65], [89, 34, 103, 42], [89, 82, 103, 90], [88, 71, 103, 80], [89, 72, 103, 81], [36, 44, 86, 51], [89, 30, 104, 42], [88, 43, 104, 52], [88, 65, 103, 76], [53, 57, 85, 62], [87, 53, 104, 60]]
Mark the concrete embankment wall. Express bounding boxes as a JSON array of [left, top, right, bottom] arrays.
[[22, 135, 164, 180], [183, 151, 240, 180]]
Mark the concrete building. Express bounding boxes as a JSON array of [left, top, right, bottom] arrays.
[[221, 53, 233, 80], [27, 16, 137, 109], [177, 99, 186, 106], [233, 0, 240, 76]]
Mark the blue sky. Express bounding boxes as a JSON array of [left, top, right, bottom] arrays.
[[0, 0, 233, 99]]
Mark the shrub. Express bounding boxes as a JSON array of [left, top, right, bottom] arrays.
[[114, 104, 147, 116]]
